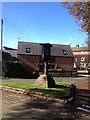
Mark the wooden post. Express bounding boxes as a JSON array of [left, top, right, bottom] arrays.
[[40, 43, 52, 75], [44, 61, 48, 75]]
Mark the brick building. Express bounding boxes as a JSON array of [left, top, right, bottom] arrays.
[[2, 46, 17, 61], [72, 45, 90, 70], [17, 41, 74, 73]]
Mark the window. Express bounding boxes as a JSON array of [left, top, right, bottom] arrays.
[[75, 58, 78, 61], [81, 57, 85, 61], [62, 50, 68, 55], [26, 48, 30, 53], [80, 62, 84, 66], [80, 62, 85, 70]]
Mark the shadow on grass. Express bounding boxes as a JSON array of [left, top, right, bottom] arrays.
[[30, 84, 72, 99], [54, 84, 71, 88]]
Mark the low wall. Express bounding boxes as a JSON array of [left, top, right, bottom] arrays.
[[47, 71, 77, 77]]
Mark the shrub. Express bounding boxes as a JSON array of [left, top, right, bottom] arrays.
[[2, 61, 39, 78]]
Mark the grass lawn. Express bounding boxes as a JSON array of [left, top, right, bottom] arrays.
[[1, 81, 71, 98]]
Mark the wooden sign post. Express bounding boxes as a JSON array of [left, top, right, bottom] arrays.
[[36, 43, 55, 88], [41, 43, 52, 75]]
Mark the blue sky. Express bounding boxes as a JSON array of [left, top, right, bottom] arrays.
[[2, 2, 88, 49]]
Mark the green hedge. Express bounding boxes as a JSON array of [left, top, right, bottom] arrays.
[[2, 61, 39, 78]]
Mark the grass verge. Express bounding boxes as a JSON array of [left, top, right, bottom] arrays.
[[1, 81, 71, 98]]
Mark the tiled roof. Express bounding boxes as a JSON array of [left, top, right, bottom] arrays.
[[3, 46, 17, 50], [72, 47, 90, 52], [18, 41, 73, 57], [2, 46, 17, 59]]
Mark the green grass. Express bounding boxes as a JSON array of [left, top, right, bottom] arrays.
[[56, 81, 71, 87], [1, 81, 35, 90], [1, 81, 71, 98]]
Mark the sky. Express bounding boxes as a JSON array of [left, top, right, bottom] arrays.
[[1, 2, 88, 49]]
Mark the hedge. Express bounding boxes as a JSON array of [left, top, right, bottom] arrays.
[[2, 61, 39, 78]]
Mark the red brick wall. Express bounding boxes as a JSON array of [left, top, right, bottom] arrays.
[[17, 54, 74, 71], [20, 54, 40, 63], [55, 57, 74, 71], [17, 54, 40, 71]]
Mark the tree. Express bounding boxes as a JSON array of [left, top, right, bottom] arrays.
[[62, 2, 90, 33], [84, 35, 90, 46]]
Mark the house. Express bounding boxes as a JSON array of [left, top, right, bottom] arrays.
[[2, 46, 17, 61], [17, 41, 74, 73], [72, 45, 90, 70]]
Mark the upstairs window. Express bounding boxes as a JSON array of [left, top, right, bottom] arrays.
[[81, 57, 85, 61], [62, 50, 68, 55], [75, 58, 78, 61], [26, 48, 30, 53]]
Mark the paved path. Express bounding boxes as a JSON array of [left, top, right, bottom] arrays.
[[1, 90, 90, 120], [0, 76, 90, 119], [2, 75, 90, 82], [54, 76, 90, 90], [2, 75, 90, 90]]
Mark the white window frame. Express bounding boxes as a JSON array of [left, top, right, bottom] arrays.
[[75, 58, 78, 61], [81, 57, 85, 61], [26, 48, 30, 53], [62, 50, 68, 55]]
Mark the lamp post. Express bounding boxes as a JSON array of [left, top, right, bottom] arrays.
[[1, 19, 3, 51], [0, 19, 3, 77]]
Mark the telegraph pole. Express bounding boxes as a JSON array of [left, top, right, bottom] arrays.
[[0, 19, 3, 78], [1, 19, 3, 51]]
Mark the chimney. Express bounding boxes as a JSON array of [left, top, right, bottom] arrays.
[[76, 44, 79, 48]]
